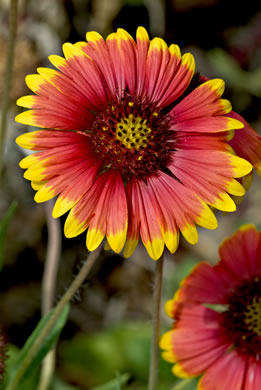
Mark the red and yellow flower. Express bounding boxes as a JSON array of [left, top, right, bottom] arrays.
[[161, 225, 261, 389], [16, 27, 252, 260]]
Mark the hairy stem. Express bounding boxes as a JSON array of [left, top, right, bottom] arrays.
[[148, 254, 164, 390], [0, 0, 18, 176]]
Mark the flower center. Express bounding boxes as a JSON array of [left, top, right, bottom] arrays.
[[244, 296, 261, 336], [220, 277, 261, 357], [90, 93, 174, 181], [115, 114, 153, 151]]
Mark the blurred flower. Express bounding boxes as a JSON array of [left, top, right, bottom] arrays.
[[228, 111, 261, 177], [16, 27, 252, 260], [161, 225, 261, 389]]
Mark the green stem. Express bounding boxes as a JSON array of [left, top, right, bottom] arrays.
[[148, 254, 164, 390], [172, 378, 195, 390], [6, 248, 101, 390], [0, 0, 18, 176]]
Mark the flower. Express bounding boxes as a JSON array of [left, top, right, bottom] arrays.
[[161, 225, 261, 389], [16, 27, 252, 260]]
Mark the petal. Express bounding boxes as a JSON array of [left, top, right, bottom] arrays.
[[171, 328, 228, 377], [198, 351, 247, 390], [171, 79, 234, 122], [171, 304, 221, 330], [18, 132, 97, 183], [106, 32, 127, 95], [135, 26, 150, 97], [113, 28, 137, 95], [169, 149, 251, 211], [16, 130, 90, 151], [78, 31, 117, 96], [52, 162, 101, 217], [174, 131, 231, 152], [172, 116, 243, 133], [124, 179, 164, 260], [61, 42, 110, 106], [168, 262, 228, 309], [34, 158, 98, 203], [104, 172, 128, 253], [148, 176, 180, 253], [123, 182, 140, 258], [64, 171, 127, 253], [155, 172, 217, 243], [158, 51, 195, 107], [244, 358, 261, 390], [16, 65, 97, 130], [124, 170, 217, 259], [217, 225, 261, 283], [145, 37, 170, 101]]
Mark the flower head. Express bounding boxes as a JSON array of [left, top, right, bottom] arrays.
[[161, 225, 261, 389], [16, 27, 252, 260]]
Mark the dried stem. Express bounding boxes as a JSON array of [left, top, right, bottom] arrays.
[[0, 0, 18, 176], [148, 254, 164, 390], [41, 200, 62, 316], [38, 200, 62, 390]]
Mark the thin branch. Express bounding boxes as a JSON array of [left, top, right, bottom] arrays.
[[148, 254, 164, 390], [0, 0, 18, 176]]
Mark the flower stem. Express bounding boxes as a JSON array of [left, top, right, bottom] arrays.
[[6, 248, 101, 390], [38, 200, 62, 390], [0, 0, 18, 176], [148, 254, 164, 390]]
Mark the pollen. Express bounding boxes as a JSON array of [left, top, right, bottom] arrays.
[[116, 114, 152, 151], [244, 296, 261, 336], [220, 276, 261, 356]]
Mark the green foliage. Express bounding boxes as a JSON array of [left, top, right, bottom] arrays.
[[58, 323, 175, 389], [0, 200, 17, 271], [208, 48, 261, 97], [1, 345, 39, 390], [6, 305, 70, 389]]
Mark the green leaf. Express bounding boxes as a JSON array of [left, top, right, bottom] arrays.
[[203, 303, 228, 313], [1, 345, 39, 390], [0, 200, 18, 271], [7, 304, 70, 388], [91, 373, 130, 390]]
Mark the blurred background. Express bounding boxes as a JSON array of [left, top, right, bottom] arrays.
[[0, 0, 261, 389]]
